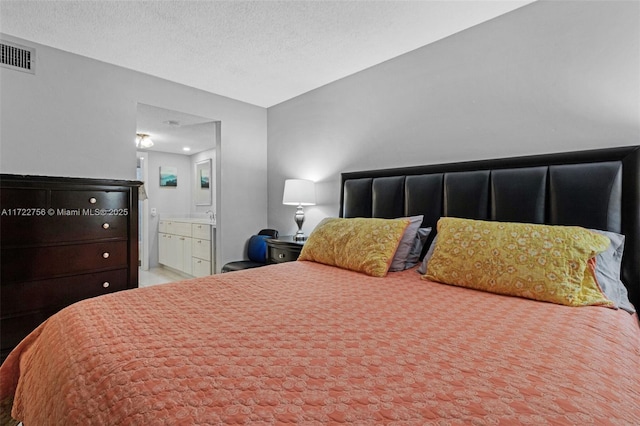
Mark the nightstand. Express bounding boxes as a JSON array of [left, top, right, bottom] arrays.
[[266, 236, 305, 264]]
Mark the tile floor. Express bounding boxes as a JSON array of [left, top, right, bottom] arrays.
[[138, 267, 190, 288]]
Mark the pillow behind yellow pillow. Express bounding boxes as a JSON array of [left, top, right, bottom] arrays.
[[298, 217, 409, 277], [424, 217, 613, 307]]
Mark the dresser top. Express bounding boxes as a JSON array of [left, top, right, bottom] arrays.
[[267, 236, 306, 246], [1, 174, 142, 188]]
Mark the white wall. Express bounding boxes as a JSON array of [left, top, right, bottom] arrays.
[[267, 0, 640, 235], [0, 34, 268, 270]]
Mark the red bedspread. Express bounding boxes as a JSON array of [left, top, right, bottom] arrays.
[[2, 261, 639, 425]]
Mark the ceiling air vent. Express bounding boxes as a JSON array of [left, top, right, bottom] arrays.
[[1, 41, 35, 74]]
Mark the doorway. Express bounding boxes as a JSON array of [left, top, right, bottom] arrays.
[[135, 103, 218, 275], [136, 154, 149, 270]]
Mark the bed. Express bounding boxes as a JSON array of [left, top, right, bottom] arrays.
[[1, 146, 639, 425]]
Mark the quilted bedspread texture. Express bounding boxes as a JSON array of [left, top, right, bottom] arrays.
[[1, 261, 639, 425]]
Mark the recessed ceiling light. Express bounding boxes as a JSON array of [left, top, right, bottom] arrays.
[[164, 120, 181, 127], [183, 147, 191, 152]]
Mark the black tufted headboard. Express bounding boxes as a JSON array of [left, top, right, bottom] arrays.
[[340, 146, 640, 310]]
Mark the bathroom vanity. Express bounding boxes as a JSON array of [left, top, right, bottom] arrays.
[[158, 218, 215, 277]]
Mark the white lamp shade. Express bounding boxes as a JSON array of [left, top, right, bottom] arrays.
[[283, 179, 316, 206]]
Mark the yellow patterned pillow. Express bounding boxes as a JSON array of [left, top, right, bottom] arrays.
[[424, 217, 613, 307], [298, 217, 410, 277]]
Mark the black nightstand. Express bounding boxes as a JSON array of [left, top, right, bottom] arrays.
[[266, 236, 305, 264]]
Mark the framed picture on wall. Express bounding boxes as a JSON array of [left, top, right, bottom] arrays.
[[160, 166, 178, 187], [195, 159, 212, 205]]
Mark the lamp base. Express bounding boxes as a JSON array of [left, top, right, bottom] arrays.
[[293, 205, 306, 242], [293, 231, 307, 242]]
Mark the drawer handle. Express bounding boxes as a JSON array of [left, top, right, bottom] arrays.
[[278, 253, 285, 259], [196, 260, 201, 264], [89, 197, 97, 204], [102, 252, 110, 259], [102, 282, 110, 288], [102, 223, 110, 230]]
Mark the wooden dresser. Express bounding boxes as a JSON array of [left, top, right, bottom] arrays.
[[0, 174, 140, 362]]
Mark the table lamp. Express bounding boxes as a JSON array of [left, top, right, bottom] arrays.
[[282, 179, 316, 241]]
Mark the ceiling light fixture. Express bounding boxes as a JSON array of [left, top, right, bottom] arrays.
[[136, 133, 154, 149], [183, 147, 191, 152]]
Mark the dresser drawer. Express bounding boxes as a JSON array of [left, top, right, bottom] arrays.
[[0, 188, 48, 209], [1, 188, 49, 246], [1, 241, 128, 283], [1, 188, 128, 245], [191, 223, 211, 240], [1, 215, 128, 245], [1, 268, 129, 317], [192, 258, 211, 277], [266, 238, 304, 264], [163, 221, 192, 237], [268, 246, 300, 264], [54, 215, 128, 242], [50, 189, 128, 210], [50, 189, 129, 242], [192, 238, 211, 261]]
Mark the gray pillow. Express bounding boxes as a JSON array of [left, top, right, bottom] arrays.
[[417, 234, 438, 275], [590, 229, 635, 313], [405, 227, 432, 269], [389, 215, 423, 272]]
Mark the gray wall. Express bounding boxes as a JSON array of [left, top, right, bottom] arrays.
[[267, 0, 640, 236], [0, 34, 268, 269]]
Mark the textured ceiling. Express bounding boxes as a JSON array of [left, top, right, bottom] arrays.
[[0, 0, 535, 108]]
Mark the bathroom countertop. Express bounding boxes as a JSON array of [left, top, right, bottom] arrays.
[[161, 217, 215, 226]]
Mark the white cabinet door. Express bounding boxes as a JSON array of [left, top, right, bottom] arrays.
[[160, 234, 186, 272], [180, 236, 192, 275], [158, 233, 170, 266], [165, 234, 181, 271]]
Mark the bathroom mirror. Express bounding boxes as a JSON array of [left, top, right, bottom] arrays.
[[194, 159, 212, 206]]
